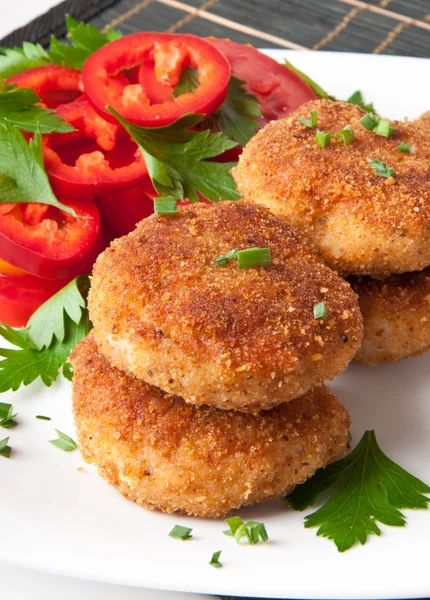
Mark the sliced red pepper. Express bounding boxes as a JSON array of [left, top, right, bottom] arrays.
[[7, 65, 82, 108], [43, 97, 148, 197], [82, 33, 231, 127], [206, 39, 316, 123], [0, 198, 102, 280]]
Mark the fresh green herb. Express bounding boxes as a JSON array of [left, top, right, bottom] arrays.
[[0, 436, 11, 458], [49, 15, 122, 70], [346, 91, 375, 113], [168, 525, 193, 540], [236, 247, 271, 269], [283, 59, 335, 100], [223, 516, 268, 545], [108, 108, 240, 203], [313, 301, 327, 321], [0, 123, 77, 217], [209, 550, 222, 568], [298, 109, 318, 129], [398, 143, 411, 153], [370, 159, 395, 178], [36, 415, 51, 421], [173, 66, 199, 98], [315, 129, 332, 148], [0, 42, 50, 79], [335, 125, 355, 145], [0, 86, 74, 133], [359, 112, 380, 131], [373, 118, 396, 137], [205, 76, 262, 146], [0, 402, 17, 428], [49, 429, 77, 452], [153, 197, 178, 215], [288, 430, 430, 552], [216, 248, 239, 266]]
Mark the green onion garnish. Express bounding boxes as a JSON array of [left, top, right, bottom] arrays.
[[370, 159, 395, 178], [36, 415, 51, 420], [346, 91, 375, 113], [236, 247, 271, 269], [398, 143, 410, 153], [0, 402, 17, 429], [373, 118, 396, 137], [216, 248, 239, 266], [313, 301, 327, 321], [0, 437, 11, 458], [223, 517, 269, 545], [359, 112, 379, 131], [209, 550, 222, 568], [168, 525, 193, 540], [335, 125, 355, 145], [315, 130, 332, 148], [298, 109, 318, 129], [154, 197, 178, 216], [49, 430, 77, 452]]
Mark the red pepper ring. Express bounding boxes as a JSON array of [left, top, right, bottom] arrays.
[[7, 65, 82, 109], [82, 32, 231, 127]]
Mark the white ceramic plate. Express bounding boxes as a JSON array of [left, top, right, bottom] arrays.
[[1, 50, 430, 600]]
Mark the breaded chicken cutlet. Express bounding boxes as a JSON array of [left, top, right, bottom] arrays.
[[70, 334, 351, 518], [350, 268, 430, 365], [234, 100, 430, 277], [89, 201, 363, 413]]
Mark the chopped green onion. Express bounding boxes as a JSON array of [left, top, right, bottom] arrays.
[[298, 109, 318, 129], [49, 430, 77, 452], [209, 550, 222, 568], [236, 247, 271, 269], [0, 402, 17, 429], [154, 197, 178, 216], [216, 248, 239, 266], [315, 130, 332, 148], [360, 112, 380, 131], [346, 91, 375, 113], [398, 143, 410, 153], [223, 516, 244, 536], [168, 525, 193, 540], [335, 125, 355, 145], [223, 517, 268, 545], [36, 415, 51, 420], [373, 118, 396, 137], [0, 437, 11, 458], [313, 301, 327, 321], [370, 159, 395, 178]]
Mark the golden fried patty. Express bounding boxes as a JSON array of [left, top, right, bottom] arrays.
[[71, 334, 351, 518], [350, 268, 430, 365], [89, 201, 362, 412], [234, 100, 430, 277]]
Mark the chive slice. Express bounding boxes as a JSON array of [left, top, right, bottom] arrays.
[[0, 402, 17, 429], [223, 516, 244, 536], [315, 130, 332, 148], [373, 118, 396, 137], [49, 430, 77, 452], [0, 437, 11, 458], [370, 159, 395, 178], [154, 197, 178, 216], [216, 248, 238, 266], [314, 301, 327, 321], [236, 247, 271, 269], [223, 517, 269, 545], [360, 112, 379, 131], [168, 525, 193, 540], [398, 143, 410, 153], [209, 550, 222, 568], [335, 125, 355, 145], [298, 109, 318, 129], [346, 91, 375, 113], [36, 415, 51, 420]]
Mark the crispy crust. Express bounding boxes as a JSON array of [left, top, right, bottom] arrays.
[[234, 100, 430, 277], [70, 333, 351, 518], [350, 268, 430, 365], [88, 201, 362, 412]]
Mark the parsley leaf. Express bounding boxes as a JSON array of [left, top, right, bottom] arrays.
[[0, 42, 50, 79], [288, 430, 430, 552], [0, 122, 76, 216], [0, 87, 74, 133], [205, 76, 262, 146], [108, 108, 240, 202], [284, 59, 335, 100], [172, 66, 199, 98]]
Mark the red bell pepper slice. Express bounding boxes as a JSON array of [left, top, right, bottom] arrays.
[[0, 198, 102, 280], [82, 33, 231, 127], [43, 97, 148, 197], [7, 65, 82, 108]]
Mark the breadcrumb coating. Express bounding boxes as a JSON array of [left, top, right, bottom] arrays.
[[234, 100, 430, 277], [70, 333, 351, 518], [89, 201, 362, 412], [351, 268, 430, 365]]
